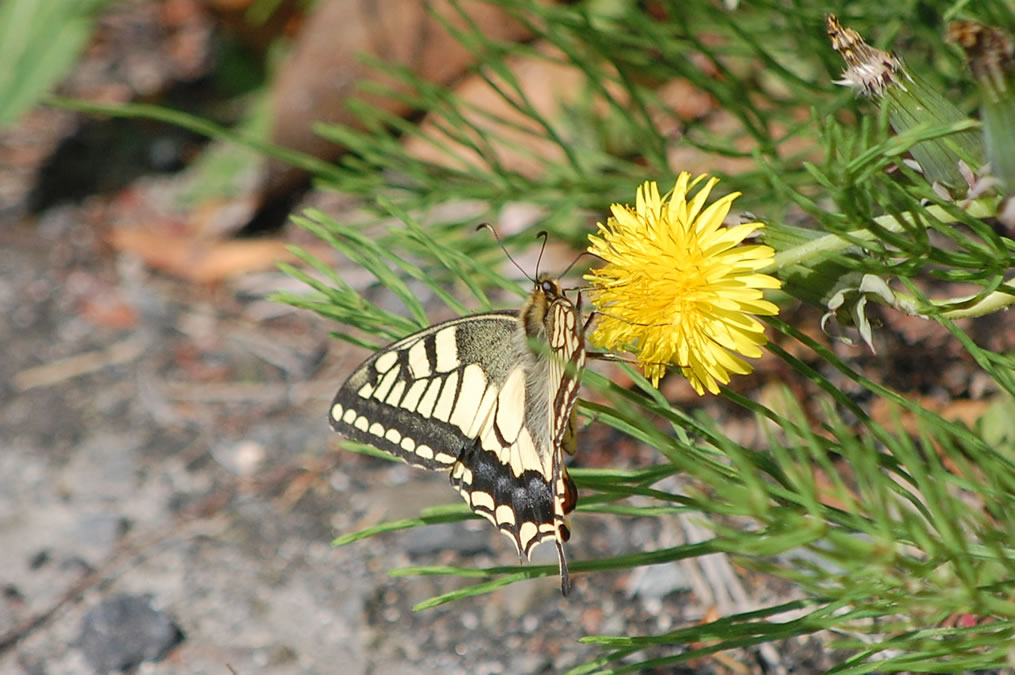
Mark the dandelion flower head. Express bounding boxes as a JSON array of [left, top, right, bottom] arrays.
[[585, 173, 781, 394]]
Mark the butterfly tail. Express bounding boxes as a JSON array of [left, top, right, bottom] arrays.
[[556, 539, 571, 596]]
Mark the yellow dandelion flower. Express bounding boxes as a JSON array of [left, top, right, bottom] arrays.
[[585, 173, 781, 394]]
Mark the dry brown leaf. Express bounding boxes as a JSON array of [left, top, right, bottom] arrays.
[[870, 394, 991, 435], [404, 43, 593, 176], [655, 78, 716, 129], [869, 393, 994, 483], [402, 42, 736, 179], [196, 0, 303, 52], [79, 294, 139, 330], [263, 0, 538, 198], [109, 227, 301, 284]]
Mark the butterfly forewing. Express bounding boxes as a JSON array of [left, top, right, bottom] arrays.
[[330, 311, 519, 469], [329, 276, 585, 594]]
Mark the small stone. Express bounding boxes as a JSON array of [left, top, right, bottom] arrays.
[[78, 594, 183, 672], [3, 584, 24, 603], [402, 523, 490, 556], [28, 549, 50, 570], [624, 563, 691, 600], [212, 439, 266, 476], [75, 513, 131, 555]]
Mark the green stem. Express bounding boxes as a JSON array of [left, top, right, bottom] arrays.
[[767, 198, 997, 271], [766, 197, 1015, 317], [898, 283, 1015, 319]]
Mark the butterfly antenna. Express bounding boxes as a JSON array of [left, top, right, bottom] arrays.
[[561, 249, 590, 280], [477, 223, 533, 283], [534, 230, 549, 278]]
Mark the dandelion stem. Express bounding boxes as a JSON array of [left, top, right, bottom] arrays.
[[767, 197, 998, 271], [901, 285, 1015, 318]]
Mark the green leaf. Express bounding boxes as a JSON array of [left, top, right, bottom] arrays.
[[0, 0, 111, 128]]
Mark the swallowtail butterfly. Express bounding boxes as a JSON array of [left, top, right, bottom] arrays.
[[329, 273, 585, 594]]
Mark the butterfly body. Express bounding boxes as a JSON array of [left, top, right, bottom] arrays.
[[329, 274, 584, 594]]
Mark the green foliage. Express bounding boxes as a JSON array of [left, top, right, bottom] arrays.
[[273, 0, 1015, 671], [0, 0, 111, 129]]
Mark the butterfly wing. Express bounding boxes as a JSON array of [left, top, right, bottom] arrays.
[[329, 311, 519, 470]]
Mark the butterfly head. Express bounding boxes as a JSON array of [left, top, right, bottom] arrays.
[[522, 274, 571, 340]]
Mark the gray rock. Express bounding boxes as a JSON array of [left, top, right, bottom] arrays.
[[402, 522, 491, 556], [78, 594, 183, 672], [624, 563, 692, 600]]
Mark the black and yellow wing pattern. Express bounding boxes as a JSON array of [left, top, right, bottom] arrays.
[[329, 275, 585, 594]]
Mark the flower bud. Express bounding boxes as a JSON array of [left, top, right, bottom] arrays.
[[949, 20, 1015, 194], [827, 14, 983, 192]]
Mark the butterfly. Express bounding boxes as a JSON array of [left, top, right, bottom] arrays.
[[329, 271, 585, 595]]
